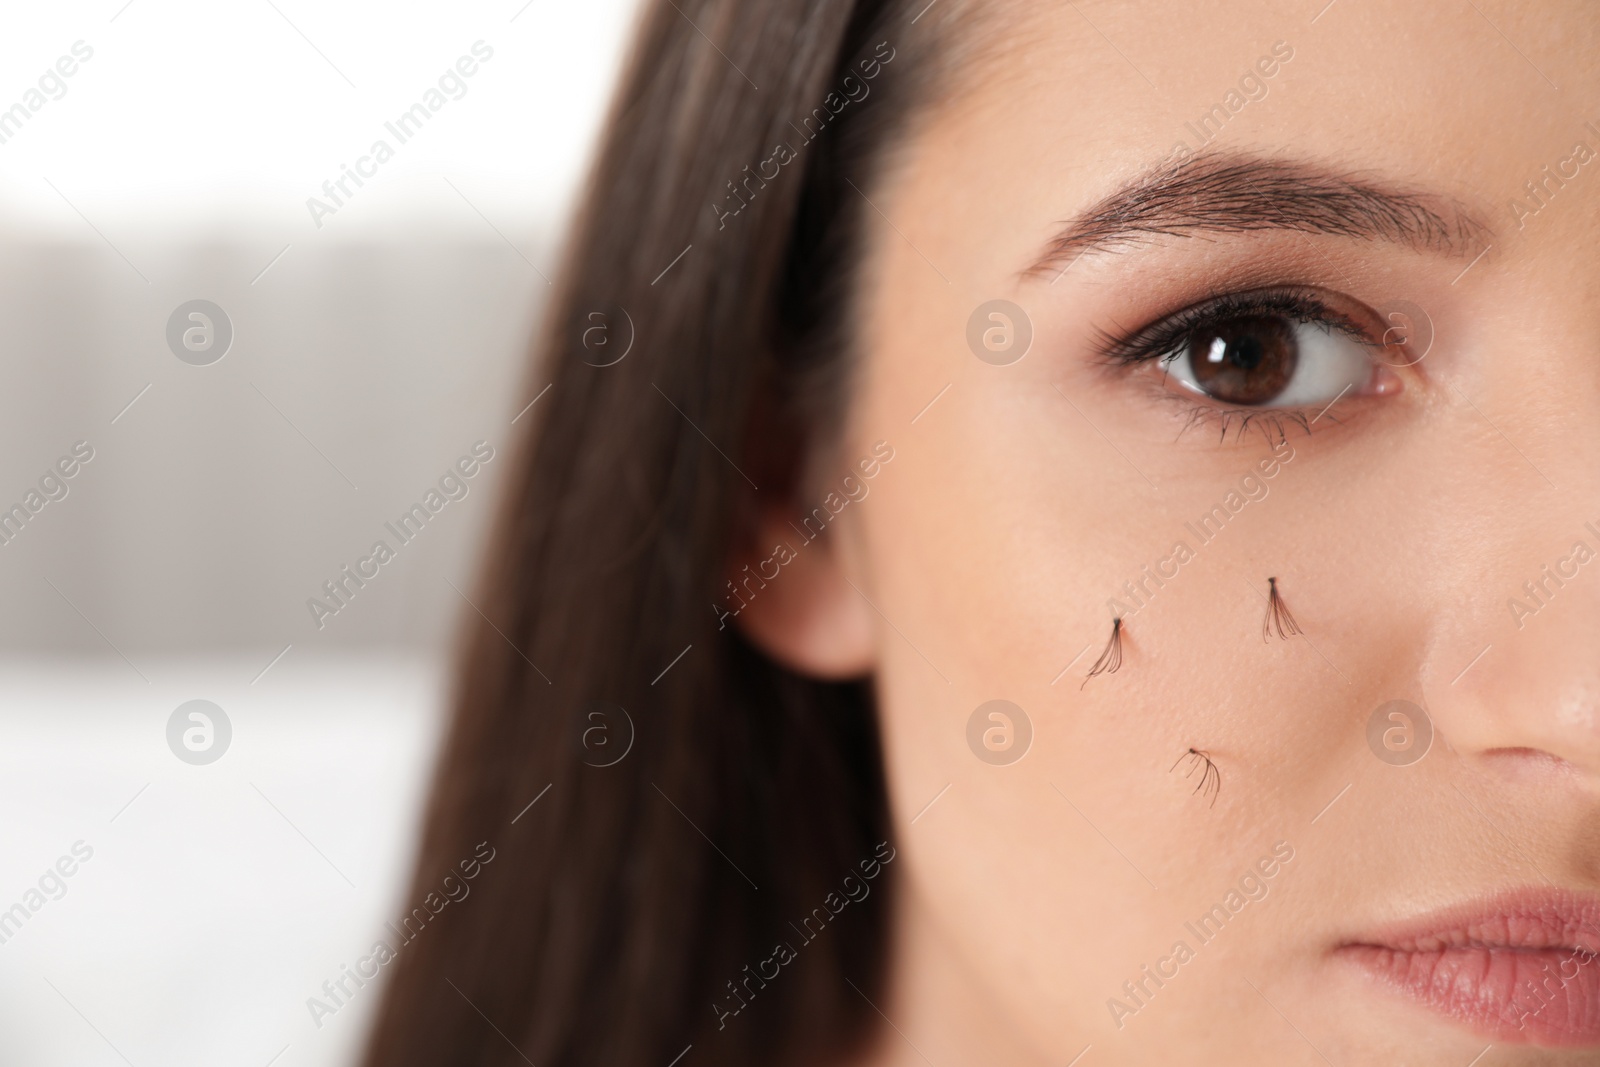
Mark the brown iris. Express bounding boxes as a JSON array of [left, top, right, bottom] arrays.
[[1185, 315, 1297, 405]]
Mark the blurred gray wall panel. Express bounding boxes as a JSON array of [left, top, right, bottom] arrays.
[[0, 241, 546, 653]]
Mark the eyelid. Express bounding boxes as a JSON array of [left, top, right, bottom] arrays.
[[1092, 286, 1382, 368]]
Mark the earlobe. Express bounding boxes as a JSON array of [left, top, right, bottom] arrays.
[[726, 510, 877, 680]]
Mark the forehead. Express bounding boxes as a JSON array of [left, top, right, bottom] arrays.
[[896, 1, 1595, 273]]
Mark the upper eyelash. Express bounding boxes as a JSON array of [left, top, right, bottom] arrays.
[[1093, 287, 1378, 368]]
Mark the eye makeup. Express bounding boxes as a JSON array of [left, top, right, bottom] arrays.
[[1088, 284, 1408, 443], [1095, 286, 1377, 369]]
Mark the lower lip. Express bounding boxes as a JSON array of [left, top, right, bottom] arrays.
[[1341, 901, 1600, 1046]]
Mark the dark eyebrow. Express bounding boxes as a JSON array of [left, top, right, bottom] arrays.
[[1024, 153, 1493, 279]]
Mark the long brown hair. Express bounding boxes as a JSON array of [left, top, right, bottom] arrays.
[[362, 1, 948, 1064]]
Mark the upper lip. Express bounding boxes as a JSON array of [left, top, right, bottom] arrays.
[[1342, 888, 1600, 955]]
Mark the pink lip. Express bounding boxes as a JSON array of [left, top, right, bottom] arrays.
[[1339, 890, 1600, 1046]]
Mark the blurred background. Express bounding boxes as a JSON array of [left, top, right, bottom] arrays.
[[0, 1, 641, 1062]]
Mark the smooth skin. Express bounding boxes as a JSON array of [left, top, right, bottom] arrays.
[[736, 2, 1600, 1063]]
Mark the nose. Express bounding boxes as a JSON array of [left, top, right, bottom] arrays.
[[1425, 591, 1600, 781], [1416, 322, 1600, 782]]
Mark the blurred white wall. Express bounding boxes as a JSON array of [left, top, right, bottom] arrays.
[[0, 656, 445, 1067], [0, 2, 645, 1065], [0, 0, 634, 239]]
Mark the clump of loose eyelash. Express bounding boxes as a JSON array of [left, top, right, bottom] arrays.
[[1081, 617, 1123, 689], [1262, 576, 1303, 640], [1171, 747, 1220, 807]]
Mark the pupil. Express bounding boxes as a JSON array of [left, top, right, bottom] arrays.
[[1230, 336, 1264, 371], [1188, 315, 1296, 405]]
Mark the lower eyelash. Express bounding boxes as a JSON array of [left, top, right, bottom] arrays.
[[1194, 407, 1311, 445], [1169, 398, 1327, 445]]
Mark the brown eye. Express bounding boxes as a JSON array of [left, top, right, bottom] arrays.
[[1184, 315, 1297, 405]]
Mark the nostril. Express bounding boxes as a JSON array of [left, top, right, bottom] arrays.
[[1479, 746, 1583, 783]]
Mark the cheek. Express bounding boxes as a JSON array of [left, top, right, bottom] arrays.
[[848, 255, 1198, 1042], [843, 203, 1443, 1046]]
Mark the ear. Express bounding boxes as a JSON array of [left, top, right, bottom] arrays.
[[726, 507, 876, 679]]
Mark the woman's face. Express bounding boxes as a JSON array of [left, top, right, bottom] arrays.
[[796, 1, 1600, 1062]]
